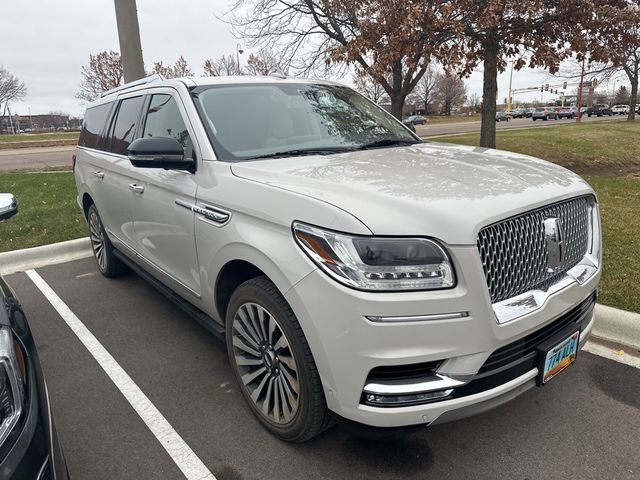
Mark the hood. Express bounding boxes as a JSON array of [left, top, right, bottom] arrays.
[[230, 142, 594, 244]]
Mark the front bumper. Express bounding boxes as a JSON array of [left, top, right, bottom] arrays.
[[284, 243, 601, 428]]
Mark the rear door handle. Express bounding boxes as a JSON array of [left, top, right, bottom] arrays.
[[128, 183, 145, 194], [93, 170, 105, 179]]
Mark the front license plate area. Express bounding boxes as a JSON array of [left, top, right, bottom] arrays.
[[537, 329, 580, 385]]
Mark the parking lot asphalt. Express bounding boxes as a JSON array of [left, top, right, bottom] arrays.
[[5, 257, 640, 480], [0, 145, 74, 171]]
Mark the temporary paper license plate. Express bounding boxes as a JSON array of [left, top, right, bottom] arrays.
[[541, 330, 580, 384]]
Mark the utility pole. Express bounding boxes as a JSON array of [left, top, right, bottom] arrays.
[[507, 61, 514, 112], [114, 0, 145, 82], [576, 57, 586, 123]]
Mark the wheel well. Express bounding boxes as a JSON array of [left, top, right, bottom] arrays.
[[215, 260, 265, 322], [82, 193, 94, 220]]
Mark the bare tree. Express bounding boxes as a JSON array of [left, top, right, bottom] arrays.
[[434, 72, 467, 115], [467, 92, 481, 113], [77, 51, 124, 102], [228, 0, 460, 119], [0, 67, 27, 125], [413, 66, 437, 115], [245, 49, 288, 75], [203, 55, 238, 76], [352, 73, 385, 104], [152, 56, 193, 78]]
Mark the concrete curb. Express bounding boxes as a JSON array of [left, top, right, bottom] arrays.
[[593, 304, 640, 351], [0, 238, 637, 351], [0, 237, 92, 275]]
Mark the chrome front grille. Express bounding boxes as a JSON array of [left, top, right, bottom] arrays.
[[477, 196, 592, 304]]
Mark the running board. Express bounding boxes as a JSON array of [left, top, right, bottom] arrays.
[[113, 250, 225, 342]]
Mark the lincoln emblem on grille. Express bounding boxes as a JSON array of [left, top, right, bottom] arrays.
[[543, 217, 564, 272]]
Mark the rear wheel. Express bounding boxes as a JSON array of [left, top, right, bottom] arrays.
[[226, 276, 333, 442], [87, 204, 128, 278]]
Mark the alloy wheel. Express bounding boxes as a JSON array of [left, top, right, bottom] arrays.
[[231, 302, 300, 425], [88, 210, 106, 271]]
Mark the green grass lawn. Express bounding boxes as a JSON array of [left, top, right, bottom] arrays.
[[0, 132, 79, 143], [425, 114, 480, 124], [585, 176, 640, 313], [0, 171, 86, 252], [427, 121, 640, 176]]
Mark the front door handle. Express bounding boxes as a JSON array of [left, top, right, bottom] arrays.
[[128, 183, 145, 194], [93, 170, 105, 179]]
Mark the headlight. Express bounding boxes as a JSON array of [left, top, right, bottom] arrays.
[[0, 328, 25, 446], [292, 222, 455, 291]]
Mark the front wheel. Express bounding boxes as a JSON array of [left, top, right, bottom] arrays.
[[87, 204, 128, 278], [226, 277, 333, 442]]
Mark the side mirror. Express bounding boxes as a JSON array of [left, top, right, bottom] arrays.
[[0, 194, 18, 221], [127, 137, 195, 171]]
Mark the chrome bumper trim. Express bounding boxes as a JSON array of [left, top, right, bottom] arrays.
[[363, 373, 472, 396], [365, 312, 469, 323]]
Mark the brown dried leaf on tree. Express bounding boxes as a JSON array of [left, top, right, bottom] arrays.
[[76, 51, 123, 102]]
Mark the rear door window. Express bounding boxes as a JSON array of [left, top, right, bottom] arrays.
[[79, 102, 112, 150], [108, 96, 145, 155], [141, 94, 192, 155]]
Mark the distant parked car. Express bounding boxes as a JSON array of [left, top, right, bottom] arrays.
[[512, 108, 527, 118], [496, 112, 510, 122], [556, 107, 575, 119], [525, 108, 536, 118], [611, 105, 629, 115], [403, 115, 427, 126], [532, 107, 559, 121], [585, 104, 613, 117]]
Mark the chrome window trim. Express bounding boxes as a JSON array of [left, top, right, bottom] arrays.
[[492, 200, 601, 324]]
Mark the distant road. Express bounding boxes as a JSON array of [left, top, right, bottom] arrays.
[[0, 145, 74, 171], [0, 115, 627, 171], [418, 114, 623, 137]]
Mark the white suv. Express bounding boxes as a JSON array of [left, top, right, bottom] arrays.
[[74, 75, 601, 442]]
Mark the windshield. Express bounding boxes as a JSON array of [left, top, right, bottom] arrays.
[[191, 83, 418, 161]]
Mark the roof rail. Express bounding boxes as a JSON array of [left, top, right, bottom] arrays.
[[100, 74, 165, 98]]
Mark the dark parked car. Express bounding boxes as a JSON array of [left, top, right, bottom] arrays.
[[512, 108, 527, 118], [403, 115, 427, 126], [585, 104, 613, 117], [0, 194, 69, 479], [496, 112, 510, 122]]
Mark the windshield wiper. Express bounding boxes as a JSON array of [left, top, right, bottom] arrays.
[[358, 138, 421, 150], [244, 147, 356, 160]]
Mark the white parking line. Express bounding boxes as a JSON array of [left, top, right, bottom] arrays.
[[25, 269, 217, 480]]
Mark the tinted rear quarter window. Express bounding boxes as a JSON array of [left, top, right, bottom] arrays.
[[108, 96, 145, 155], [79, 103, 112, 149]]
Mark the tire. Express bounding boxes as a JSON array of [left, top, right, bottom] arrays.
[[544, 115, 549, 121], [533, 118, 537, 121], [87, 204, 128, 278], [226, 276, 334, 442]]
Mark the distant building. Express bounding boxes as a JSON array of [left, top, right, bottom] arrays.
[[0, 113, 81, 133]]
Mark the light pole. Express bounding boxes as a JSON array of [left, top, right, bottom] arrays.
[[576, 56, 586, 123], [507, 60, 514, 112], [113, 0, 145, 82], [236, 43, 244, 75]]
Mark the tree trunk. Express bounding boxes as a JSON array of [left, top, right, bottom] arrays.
[[628, 73, 637, 122], [480, 30, 499, 148], [390, 94, 406, 119]]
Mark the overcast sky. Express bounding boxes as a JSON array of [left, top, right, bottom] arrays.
[[2, 0, 627, 117]]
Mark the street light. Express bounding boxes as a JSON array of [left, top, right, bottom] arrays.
[[236, 43, 244, 75]]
